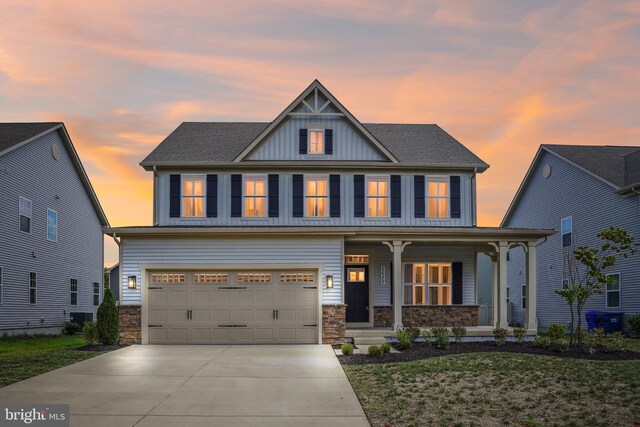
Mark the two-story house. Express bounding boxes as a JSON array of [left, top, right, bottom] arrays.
[[502, 145, 640, 332], [0, 123, 109, 334], [106, 80, 552, 345]]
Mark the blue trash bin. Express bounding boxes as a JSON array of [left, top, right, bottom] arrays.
[[585, 310, 599, 330], [585, 311, 623, 333]]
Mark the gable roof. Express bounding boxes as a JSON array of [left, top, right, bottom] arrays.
[[0, 122, 109, 227], [501, 144, 640, 226]]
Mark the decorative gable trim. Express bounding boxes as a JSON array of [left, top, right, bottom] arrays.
[[233, 80, 399, 163]]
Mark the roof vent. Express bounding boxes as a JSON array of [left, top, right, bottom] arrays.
[[51, 144, 61, 160], [542, 164, 551, 179]]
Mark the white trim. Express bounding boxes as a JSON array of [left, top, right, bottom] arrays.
[[344, 250, 374, 327], [19, 196, 32, 234], [307, 129, 325, 155], [426, 176, 450, 219], [365, 175, 390, 218], [242, 174, 268, 218], [605, 272, 621, 309], [304, 174, 329, 218], [47, 208, 58, 242], [180, 174, 206, 218]]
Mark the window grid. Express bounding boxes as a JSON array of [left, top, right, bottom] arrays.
[[308, 130, 324, 154], [47, 209, 58, 242], [237, 273, 271, 283], [366, 176, 389, 217], [426, 178, 449, 218], [606, 273, 620, 308], [280, 273, 315, 283], [151, 273, 186, 283], [29, 272, 37, 305], [182, 175, 205, 217], [93, 282, 100, 306], [243, 176, 267, 217], [428, 263, 452, 305], [344, 255, 369, 265], [194, 273, 228, 283], [70, 278, 78, 306], [19, 196, 32, 233], [305, 176, 328, 217]]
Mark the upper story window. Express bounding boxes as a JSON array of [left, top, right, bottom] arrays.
[[305, 176, 328, 217], [29, 272, 37, 305], [561, 216, 572, 247], [308, 130, 324, 154], [427, 178, 449, 218], [70, 278, 78, 306], [182, 175, 205, 217], [366, 176, 389, 217], [244, 175, 267, 217], [47, 209, 58, 242], [19, 197, 32, 233]]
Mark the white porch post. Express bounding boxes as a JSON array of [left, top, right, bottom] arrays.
[[393, 240, 403, 330], [491, 256, 498, 327], [525, 242, 538, 331], [497, 241, 509, 328]]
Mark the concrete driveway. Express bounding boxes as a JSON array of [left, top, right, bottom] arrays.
[[0, 345, 368, 427]]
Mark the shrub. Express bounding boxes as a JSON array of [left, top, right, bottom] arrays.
[[97, 288, 120, 345], [63, 322, 81, 335], [513, 327, 527, 344], [492, 328, 508, 346], [381, 342, 391, 354], [368, 345, 383, 357], [396, 326, 413, 350], [593, 327, 606, 345], [554, 338, 569, 352], [420, 328, 433, 346], [548, 323, 567, 343], [451, 326, 467, 344], [533, 335, 551, 348], [603, 332, 627, 353], [341, 343, 353, 356], [432, 327, 449, 349], [582, 331, 597, 355], [82, 322, 98, 345], [406, 327, 421, 342], [628, 313, 640, 337]]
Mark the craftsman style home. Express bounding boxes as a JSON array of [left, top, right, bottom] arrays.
[[502, 145, 640, 332], [107, 81, 552, 345], [0, 123, 109, 334]]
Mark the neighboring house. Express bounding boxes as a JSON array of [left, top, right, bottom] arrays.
[[107, 263, 120, 303], [502, 145, 640, 332], [106, 80, 552, 345], [0, 123, 109, 334]]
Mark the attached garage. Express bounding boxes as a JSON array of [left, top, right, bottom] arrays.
[[146, 269, 319, 344]]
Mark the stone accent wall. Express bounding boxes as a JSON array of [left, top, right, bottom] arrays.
[[374, 306, 393, 327], [322, 304, 346, 344], [373, 305, 479, 328], [118, 305, 142, 345]]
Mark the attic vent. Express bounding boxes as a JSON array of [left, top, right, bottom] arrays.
[[51, 144, 61, 160], [542, 164, 551, 179]]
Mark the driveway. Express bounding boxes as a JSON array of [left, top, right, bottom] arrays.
[[0, 345, 368, 426]]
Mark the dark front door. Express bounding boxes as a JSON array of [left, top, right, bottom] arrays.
[[345, 266, 369, 323]]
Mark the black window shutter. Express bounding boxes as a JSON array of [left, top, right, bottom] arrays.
[[391, 175, 401, 218], [206, 174, 217, 218], [268, 174, 279, 217], [169, 174, 181, 217], [292, 174, 303, 217], [390, 262, 393, 305], [450, 176, 461, 219], [354, 175, 365, 218], [452, 262, 463, 304], [329, 174, 340, 217], [325, 129, 333, 154], [299, 129, 307, 155], [231, 174, 242, 217], [414, 175, 425, 218]]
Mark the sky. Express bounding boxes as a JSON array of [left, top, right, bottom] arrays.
[[1, 1, 639, 267]]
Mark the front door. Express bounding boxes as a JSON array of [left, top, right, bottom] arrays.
[[345, 266, 369, 323]]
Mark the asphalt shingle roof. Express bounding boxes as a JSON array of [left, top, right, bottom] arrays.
[[0, 123, 61, 154], [141, 122, 488, 168], [543, 144, 640, 187]]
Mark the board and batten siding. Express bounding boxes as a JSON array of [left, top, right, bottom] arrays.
[[119, 238, 343, 305], [0, 131, 104, 332], [504, 150, 640, 330], [248, 116, 385, 161], [157, 172, 474, 227]]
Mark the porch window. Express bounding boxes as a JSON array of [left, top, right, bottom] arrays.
[[243, 176, 267, 217], [403, 263, 426, 304], [426, 179, 449, 218], [366, 176, 389, 217], [182, 175, 205, 217], [428, 263, 452, 305], [305, 176, 328, 217]]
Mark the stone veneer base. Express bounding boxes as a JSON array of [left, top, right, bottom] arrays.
[[374, 305, 479, 328], [118, 305, 142, 345], [322, 304, 346, 344]]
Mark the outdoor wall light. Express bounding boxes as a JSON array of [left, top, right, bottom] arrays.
[[128, 275, 137, 289], [326, 275, 334, 289]]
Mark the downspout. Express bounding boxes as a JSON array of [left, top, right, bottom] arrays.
[[152, 166, 158, 226], [472, 167, 478, 227]]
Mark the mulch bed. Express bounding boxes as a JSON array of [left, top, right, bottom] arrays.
[[338, 341, 640, 364], [75, 344, 124, 352]]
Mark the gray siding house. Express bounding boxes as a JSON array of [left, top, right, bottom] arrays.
[[502, 145, 640, 332], [0, 123, 109, 334], [107, 81, 552, 345]]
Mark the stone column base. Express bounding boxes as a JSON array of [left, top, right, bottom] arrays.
[[322, 304, 346, 344], [118, 305, 142, 345], [373, 305, 479, 328]]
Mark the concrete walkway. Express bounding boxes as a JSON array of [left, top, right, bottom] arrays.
[[0, 345, 369, 426]]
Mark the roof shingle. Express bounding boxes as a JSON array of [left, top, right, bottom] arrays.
[[0, 122, 62, 155]]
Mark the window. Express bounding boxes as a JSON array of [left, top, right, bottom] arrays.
[[182, 175, 205, 217], [606, 273, 620, 308], [280, 273, 315, 283], [243, 176, 267, 217], [237, 273, 271, 283], [521, 284, 527, 310], [428, 263, 452, 305], [93, 282, 100, 306], [19, 197, 32, 233], [308, 129, 324, 154], [562, 279, 569, 289], [347, 268, 366, 282], [506, 286, 510, 303], [47, 209, 57, 242], [345, 255, 369, 265], [0, 267, 3, 304], [366, 176, 389, 217], [151, 273, 186, 283], [194, 273, 228, 283], [427, 179, 449, 218], [561, 216, 572, 247], [70, 279, 78, 306], [29, 272, 37, 305], [305, 176, 328, 217], [403, 263, 426, 305]]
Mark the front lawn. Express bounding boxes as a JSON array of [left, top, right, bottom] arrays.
[[0, 334, 107, 387], [343, 352, 640, 427]]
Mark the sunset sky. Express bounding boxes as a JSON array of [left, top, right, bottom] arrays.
[[1, 1, 639, 266]]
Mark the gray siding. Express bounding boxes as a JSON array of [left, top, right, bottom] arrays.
[[504, 150, 640, 330], [157, 172, 474, 227], [119, 237, 343, 305], [0, 131, 104, 332], [109, 265, 120, 303], [248, 116, 385, 161]]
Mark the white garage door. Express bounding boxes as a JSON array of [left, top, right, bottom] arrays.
[[147, 270, 319, 344]]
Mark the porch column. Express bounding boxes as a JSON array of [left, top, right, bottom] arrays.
[[497, 241, 509, 328], [392, 241, 403, 330], [491, 256, 498, 327], [525, 242, 538, 331]]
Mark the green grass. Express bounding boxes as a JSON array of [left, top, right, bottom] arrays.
[[627, 338, 640, 352], [0, 334, 105, 388], [343, 353, 640, 427]]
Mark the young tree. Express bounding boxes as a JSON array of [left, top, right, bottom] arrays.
[[555, 227, 636, 345], [97, 288, 119, 345]]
